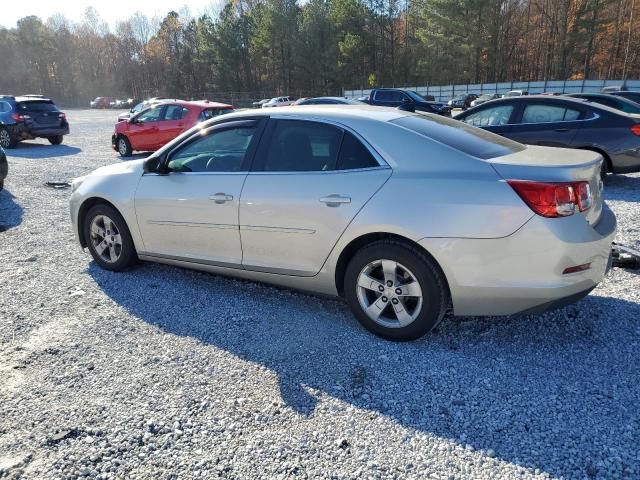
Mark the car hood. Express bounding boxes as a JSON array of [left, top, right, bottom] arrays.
[[89, 159, 146, 178]]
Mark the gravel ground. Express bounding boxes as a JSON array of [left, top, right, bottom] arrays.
[[1, 109, 639, 480]]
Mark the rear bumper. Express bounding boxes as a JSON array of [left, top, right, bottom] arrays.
[[11, 123, 69, 139], [419, 204, 617, 316]]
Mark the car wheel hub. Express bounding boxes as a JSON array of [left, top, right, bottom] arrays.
[[118, 139, 127, 155], [90, 215, 123, 263], [356, 259, 423, 328], [0, 130, 10, 147]]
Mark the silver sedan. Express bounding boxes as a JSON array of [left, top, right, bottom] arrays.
[[70, 106, 616, 340]]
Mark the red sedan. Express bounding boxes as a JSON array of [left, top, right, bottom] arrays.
[[112, 100, 234, 156]]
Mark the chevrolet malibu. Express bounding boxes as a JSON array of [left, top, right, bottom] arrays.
[[70, 106, 616, 341]]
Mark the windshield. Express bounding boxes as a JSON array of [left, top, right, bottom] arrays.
[[405, 91, 427, 102], [392, 113, 525, 160]]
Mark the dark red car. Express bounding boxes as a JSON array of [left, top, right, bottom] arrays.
[[112, 100, 234, 156]]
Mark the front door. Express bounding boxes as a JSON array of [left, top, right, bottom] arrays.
[[134, 120, 262, 266], [156, 104, 190, 146], [459, 103, 516, 136], [239, 119, 391, 276], [129, 105, 165, 150]]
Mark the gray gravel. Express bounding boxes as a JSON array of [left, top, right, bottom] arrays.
[[1, 109, 639, 479]]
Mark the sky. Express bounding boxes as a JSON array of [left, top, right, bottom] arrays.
[[2, 0, 219, 29]]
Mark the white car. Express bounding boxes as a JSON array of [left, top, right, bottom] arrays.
[[262, 96, 293, 108]]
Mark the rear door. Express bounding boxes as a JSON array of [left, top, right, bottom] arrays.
[[507, 101, 584, 147], [459, 102, 516, 136], [239, 118, 391, 276], [156, 104, 190, 146]]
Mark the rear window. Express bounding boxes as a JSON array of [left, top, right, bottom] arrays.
[[17, 101, 59, 112], [391, 114, 525, 160]]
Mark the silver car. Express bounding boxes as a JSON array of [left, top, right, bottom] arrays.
[[70, 106, 616, 340]]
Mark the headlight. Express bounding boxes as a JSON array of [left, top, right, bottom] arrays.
[[71, 176, 86, 193]]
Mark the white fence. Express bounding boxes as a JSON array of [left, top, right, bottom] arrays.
[[344, 79, 640, 102]]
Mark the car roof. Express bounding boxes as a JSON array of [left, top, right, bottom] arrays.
[[155, 99, 232, 109], [204, 104, 411, 123], [463, 94, 629, 117], [14, 96, 53, 103]]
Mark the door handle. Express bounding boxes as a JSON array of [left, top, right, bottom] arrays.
[[555, 128, 570, 132], [209, 193, 234, 204], [319, 194, 351, 207]]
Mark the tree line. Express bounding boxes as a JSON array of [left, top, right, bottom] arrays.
[[0, 0, 637, 106]]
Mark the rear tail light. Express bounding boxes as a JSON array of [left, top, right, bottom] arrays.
[[507, 180, 592, 218], [631, 124, 640, 136], [11, 113, 30, 122]]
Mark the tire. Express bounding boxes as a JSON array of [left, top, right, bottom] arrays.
[[116, 135, 132, 157], [48, 135, 63, 145], [0, 179, 4, 191], [83, 203, 137, 271], [344, 240, 449, 341], [0, 127, 16, 149]]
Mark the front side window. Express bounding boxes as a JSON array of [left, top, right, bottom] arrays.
[[136, 106, 164, 122], [522, 104, 581, 123], [163, 105, 188, 121], [262, 120, 343, 172], [167, 126, 256, 173], [464, 105, 514, 127]]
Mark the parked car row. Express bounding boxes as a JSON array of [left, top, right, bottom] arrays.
[[90, 97, 139, 109]]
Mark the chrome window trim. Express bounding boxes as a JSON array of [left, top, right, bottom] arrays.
[[268, 113, 390, 169]]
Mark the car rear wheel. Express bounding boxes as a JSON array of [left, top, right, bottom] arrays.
[[117, 135, 132, 157], [83, 204, 137, 271], [344, 240, 448, 341], [0, 128, 16, 149], [48, 135, 63, 145]]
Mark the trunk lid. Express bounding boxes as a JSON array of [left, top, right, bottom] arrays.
[[487, 145, 604, 226], [17, 100, 64, 127]]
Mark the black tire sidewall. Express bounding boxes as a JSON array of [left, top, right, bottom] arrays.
[[344, 242, 447, 341], [48, 136, 63, 145], [0, 128, 16, 149], [84, 204, 137, 271]]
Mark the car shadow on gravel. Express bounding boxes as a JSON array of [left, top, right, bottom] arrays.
[[7, 143, 81, 159], [603, 173, 640, 201], [90, 262, 640, 479], [0, 189, 23, 231]]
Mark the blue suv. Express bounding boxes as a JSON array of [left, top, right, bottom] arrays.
[[0, 95, 69, 148]]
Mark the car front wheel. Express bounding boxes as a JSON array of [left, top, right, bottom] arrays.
[[344, 240, 449, 341], [83, 204, 137, 271], [117, 135, 132, 157]]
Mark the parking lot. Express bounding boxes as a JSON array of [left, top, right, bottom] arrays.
[[0, 109, 639, 479]]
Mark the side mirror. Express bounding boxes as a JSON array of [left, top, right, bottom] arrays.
[[143, 157, 160, 173]]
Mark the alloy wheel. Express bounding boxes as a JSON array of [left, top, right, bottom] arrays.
[[90, 215, 123, 263], [118, 138, 128, 156], [356, 259, 423, 328], [0, 130, 10, 148]]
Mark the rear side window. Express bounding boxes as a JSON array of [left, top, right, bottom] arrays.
[[200, 108, 233, 121], [17, 101, 58, 112], [375, 90, 404, 102], [522, 104, 581, 123], [392, 114, 525, 160], [163, 105, 188, 121], [262, 120, 342, 172], [337, 132, 378, 170]]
